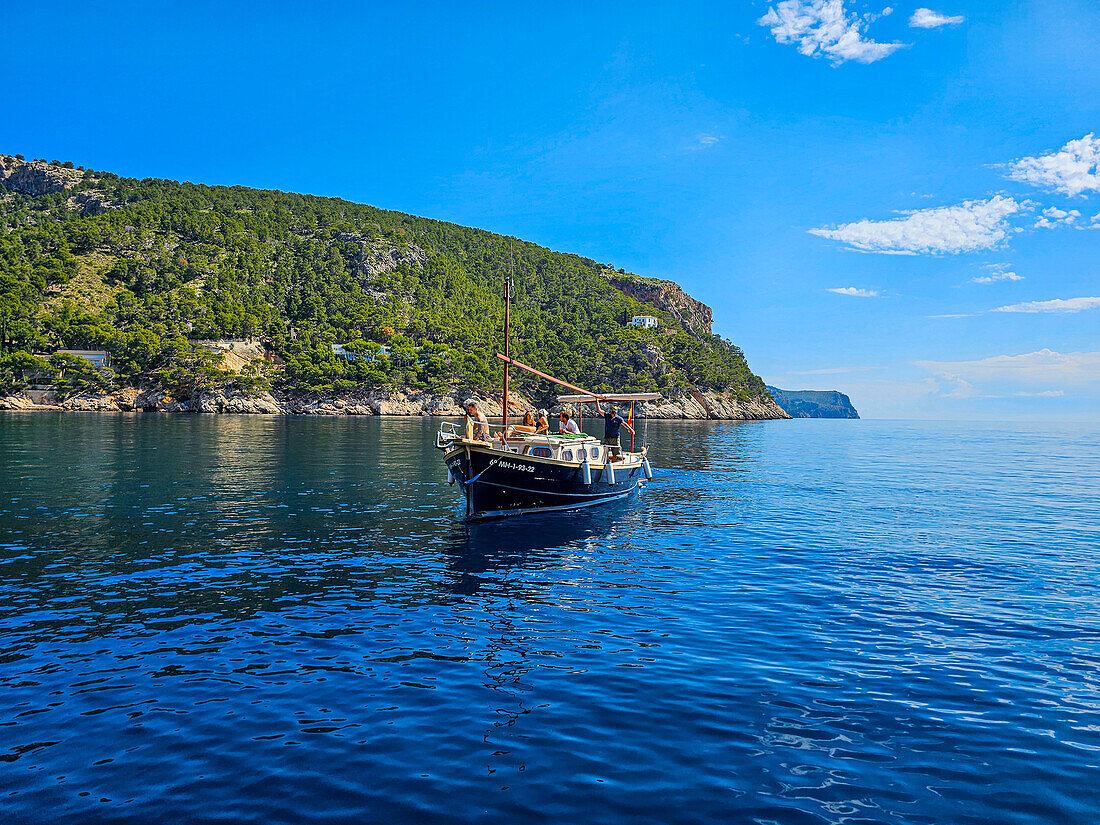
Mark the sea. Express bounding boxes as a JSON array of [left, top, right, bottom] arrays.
[[1, 413, 1098, 824]]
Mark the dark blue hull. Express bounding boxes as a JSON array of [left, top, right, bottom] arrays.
[[444, 445, 642, 520]]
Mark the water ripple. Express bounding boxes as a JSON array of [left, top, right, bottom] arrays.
[[0, 415, 1098, 823]]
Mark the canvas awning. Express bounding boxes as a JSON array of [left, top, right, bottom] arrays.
[[556, 393, 662, 403]]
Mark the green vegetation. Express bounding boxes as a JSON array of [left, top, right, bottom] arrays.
[[0, 156, 770, 402]]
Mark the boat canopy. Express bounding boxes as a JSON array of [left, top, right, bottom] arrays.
[[556, 393, 662, 403]]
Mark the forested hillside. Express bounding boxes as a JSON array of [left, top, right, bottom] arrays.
[[0, 155, 773, 408]]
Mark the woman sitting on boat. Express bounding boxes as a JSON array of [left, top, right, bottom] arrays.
[[536, 409, 550, 434], [504, 411, 538, 438]]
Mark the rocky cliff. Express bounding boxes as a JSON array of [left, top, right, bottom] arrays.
[[766, 387, 860, 419], [1, 386, 789, 420], [0, 157, 84, 196], [598, 271, 713, 337]]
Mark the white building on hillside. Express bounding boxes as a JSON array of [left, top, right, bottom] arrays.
[[630, 315, 659, 329]]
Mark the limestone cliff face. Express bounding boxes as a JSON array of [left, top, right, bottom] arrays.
[[0, 158, 84, 196], [1, 387, 788, 419], [337, 232, 428, 277], [647, 391, 790, 420], [599, 271, 713, 337]]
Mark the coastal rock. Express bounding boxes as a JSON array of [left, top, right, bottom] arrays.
[[114, 387, 140, 410], [0, 393, 39, 410], [61, 393, 121, 411], [1, 385, 786, 420], [644, 391, 790, 420]]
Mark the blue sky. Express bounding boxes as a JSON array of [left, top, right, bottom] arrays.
[[2, 0, 1098, 419]]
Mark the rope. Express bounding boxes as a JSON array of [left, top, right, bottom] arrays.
[[461, 455, 505, 487]]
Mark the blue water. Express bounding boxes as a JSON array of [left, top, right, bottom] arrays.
[[1, 414, 1098, 824]]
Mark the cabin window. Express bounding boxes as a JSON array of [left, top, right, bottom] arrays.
[[577, 448, 587, 461], [529, 446, 552, 458], [561, 449, 573, 462], [590, 447, 600, 460]]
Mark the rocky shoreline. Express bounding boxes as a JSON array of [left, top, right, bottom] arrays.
[[0, 387, 790, 420]]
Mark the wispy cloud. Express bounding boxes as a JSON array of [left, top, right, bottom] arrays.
[[992, 296, 1100, 314], [692, 134, 722, 150], [1006, 134, 1100, 197], [758, 0, 905, 65], [915, 349, 1100, 386], [810, 196, 1023, 254], [827, 286, 879, 297], [909, 8, 964, 28], [970, 263, 1023, 284]]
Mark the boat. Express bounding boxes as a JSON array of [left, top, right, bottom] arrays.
[[435, 258, 658, 521]]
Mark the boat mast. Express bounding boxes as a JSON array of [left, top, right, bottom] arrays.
[[502, 240, 512, 428]]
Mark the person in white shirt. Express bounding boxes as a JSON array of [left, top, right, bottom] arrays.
[[558, 410, 580, 435]]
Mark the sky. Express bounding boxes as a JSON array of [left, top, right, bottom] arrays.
[[2, 0, 1098, 419]]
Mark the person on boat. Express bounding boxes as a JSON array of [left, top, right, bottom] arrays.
[[535, 409, 550, 434], [558, 410, 580, 435], [504, 411, 537, 438], [594, 399, 634, 457], [464, 400, 491, 442]]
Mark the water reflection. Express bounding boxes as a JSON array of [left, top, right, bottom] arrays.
[[2, 414, 1099, 824]]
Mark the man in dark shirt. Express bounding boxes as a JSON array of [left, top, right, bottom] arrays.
[[594, 399, 634, 457]]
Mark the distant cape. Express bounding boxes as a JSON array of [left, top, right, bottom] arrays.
[[766, 387, 860, 419]]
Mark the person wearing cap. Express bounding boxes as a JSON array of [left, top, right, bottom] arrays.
[[535, 409, 550, 434], [464, 399, 491, 442], [594, 398, 634, 457]]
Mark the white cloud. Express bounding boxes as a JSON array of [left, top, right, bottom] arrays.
[[1006, 134, 1100, 196], [827, 286, 880, 297], [992, 296, 1100, 314], [1034, 206, 1081, 228], [810, 196, 1023, 254], [909, 8, 964, 28], [758, 0, 905, 65], [915, 349, 1100, 386], [970, 263, 1023, 284]]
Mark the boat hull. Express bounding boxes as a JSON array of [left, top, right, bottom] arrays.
[[444, 444, 643, 521]]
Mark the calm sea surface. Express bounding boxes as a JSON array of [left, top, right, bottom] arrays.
[[1, 414, 1098, 824]]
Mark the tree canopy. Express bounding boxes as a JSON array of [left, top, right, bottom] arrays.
[[0, 156, 770, 402]]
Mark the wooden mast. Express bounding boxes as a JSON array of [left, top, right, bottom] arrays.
[[502, 241, 512, 428]]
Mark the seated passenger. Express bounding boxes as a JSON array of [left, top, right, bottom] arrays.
[[504, 411, 537, 438], [558, 410, 580, 435], [535, 409, 550, 434]]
